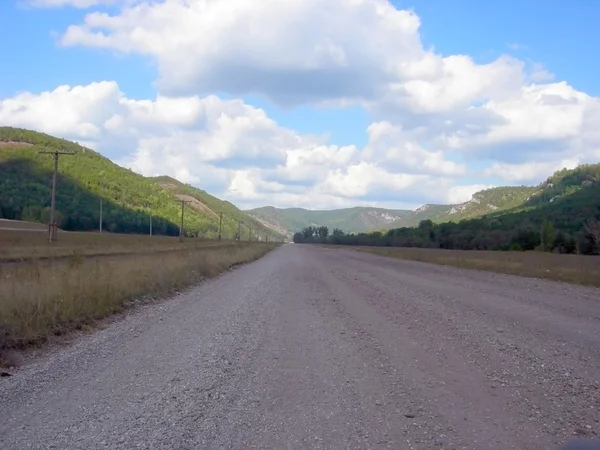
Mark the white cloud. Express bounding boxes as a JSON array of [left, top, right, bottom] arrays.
[[447, 184, 495, 204], [54, 0, 600, 160], [364, 121, 466, 176], [5, 1, 600, 211], [483, 159, 582, 184], [57, 0, 525, 113], [0, 82, 477, 209]]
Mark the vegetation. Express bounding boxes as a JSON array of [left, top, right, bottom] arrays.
[[0, 127, 283, 240], [389, 186, 538, 228], [0, 241, 279, 359], [334, 246, 600, 287], [252, 166, 600, 236], [294, 163, 600, 258], [0, 227, 241, 261], [153, 176, 278, 241], [246, 206, 411, 236]]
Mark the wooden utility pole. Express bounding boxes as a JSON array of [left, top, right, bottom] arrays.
[[218, 212, 223, 241], [149, 215, 153, 236], [176, 199, 191, 242], [98, 182, 107, 234], [39, 149, 75, 242]]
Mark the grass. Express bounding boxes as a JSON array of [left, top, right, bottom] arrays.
[[0, 238, 278, 359], [0, 228, 244, 261], [336, 246, 600, 287]]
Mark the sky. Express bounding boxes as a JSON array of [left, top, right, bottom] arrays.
[[0, 0, 599, 210]]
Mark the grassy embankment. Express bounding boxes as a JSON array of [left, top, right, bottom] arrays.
[[339, 246, 600, 287], [0, 227, 278, 359]]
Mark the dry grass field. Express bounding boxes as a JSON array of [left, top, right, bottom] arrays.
[[339, 246, 600, 287], [0, 225, 241, 261], [0, 225, 279, 360]]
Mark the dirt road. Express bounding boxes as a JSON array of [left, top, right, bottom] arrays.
[[1, 245, 599, 449]]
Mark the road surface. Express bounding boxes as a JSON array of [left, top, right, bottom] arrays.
[[1, 245, 599, 449]]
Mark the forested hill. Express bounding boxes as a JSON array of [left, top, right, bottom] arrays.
[[246, 206, 412, 236], [151, 175, 279, 241], [252, 165, 600, 241], [293, 163, 600, 255], [0, 127, 283, 240], [248, 186, 544, 235]]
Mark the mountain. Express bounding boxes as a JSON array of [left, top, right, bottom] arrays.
[[248, 187, 537, 236], [246, 206, 412, 236], [251, 165, 600, 237], [0, 127, 283, 240], [152, 176, 279, 240], [295, 164, 600, 254], [388, 186, 538, 228]]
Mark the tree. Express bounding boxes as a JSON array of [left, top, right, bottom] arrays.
[[541, 219, 555, 252], [332, 228, 344, 237], [316, 226, 329, 239], [584, 219, 600, 246]]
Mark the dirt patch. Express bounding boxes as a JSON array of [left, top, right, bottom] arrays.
[[174, 194, 219, 219], [0, 141, 34, 149], [0, 218, 47, 231]]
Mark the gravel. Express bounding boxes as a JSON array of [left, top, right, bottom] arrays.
[[1, 244, 599, 449]]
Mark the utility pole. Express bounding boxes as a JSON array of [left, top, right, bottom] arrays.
[[149, 215, 153, 236], [39, 149, 75, 242], [176, 199, 191, 242], [98, 181, 107, 234], [237, 220, 242, 241], [218, 212, 223, 241]]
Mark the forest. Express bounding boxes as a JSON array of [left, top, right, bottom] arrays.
[[293, 163, 600, 255], [0, 127, 281, 239]]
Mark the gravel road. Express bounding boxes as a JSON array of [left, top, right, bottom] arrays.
[[1, 245, 599, 450]]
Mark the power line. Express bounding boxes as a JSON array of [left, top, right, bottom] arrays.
[[39, 149, 75, 242], [237, 219, 243, 241], [175, 199, 192, 242], [99, 182, 107, 233], [218, 212, 223, 241]]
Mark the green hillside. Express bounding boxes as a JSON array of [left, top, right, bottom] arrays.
[[294, 163, 600, 255], [0, 127, 282, 240], [251, 182, 566, 235], [391, 186, 538, 227], [152, 176, 283, 240], [246, 206, 412, 235]]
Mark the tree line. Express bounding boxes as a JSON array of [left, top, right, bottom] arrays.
[[293, 217, 600, 255]]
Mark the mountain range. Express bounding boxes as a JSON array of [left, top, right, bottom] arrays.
[[247, 169, 599, 237]]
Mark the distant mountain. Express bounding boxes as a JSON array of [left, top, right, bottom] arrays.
[[298, 164, 600, 255], [250, 165, 600, 236], [0, 127, 283, 240], [246, 206, 412, 237], [388, 186, 538, 228]]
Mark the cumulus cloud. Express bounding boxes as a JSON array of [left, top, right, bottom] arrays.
[[54, 0, 600, 158], [5, 0, 600, 210], [0, 82, 478, 209], [57, 0, 524, 112]]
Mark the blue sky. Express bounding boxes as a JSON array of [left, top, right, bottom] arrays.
[[0, 0, 598, 209]]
